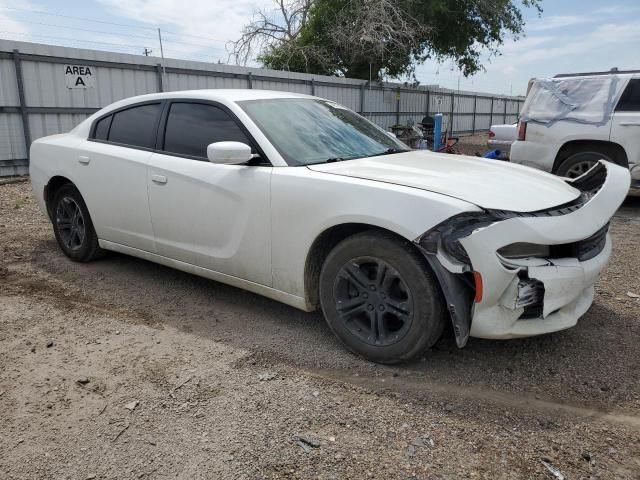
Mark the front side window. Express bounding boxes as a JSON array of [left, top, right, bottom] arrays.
[[107, 103, 162, 148], [239, 98, 408, 165], [616, 79, 640, 112], [163, 102, 251, 158]]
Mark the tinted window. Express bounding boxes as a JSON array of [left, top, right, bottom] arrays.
[[108, 103, 161, 148], [616, 79, 640, 112], [93, 115, 112, 140], [163, 103, 251, 158]]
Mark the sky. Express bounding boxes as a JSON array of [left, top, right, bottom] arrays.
[[0, 0, 639, 96]]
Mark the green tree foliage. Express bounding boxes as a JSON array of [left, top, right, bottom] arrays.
[[233, 0, 542, 81]]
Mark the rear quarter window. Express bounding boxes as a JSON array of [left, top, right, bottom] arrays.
[[93, 115, 112, 141]]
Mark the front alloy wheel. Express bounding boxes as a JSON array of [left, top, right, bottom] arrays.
[[319, 231, 446, 364], [334, 257, 414, 347]]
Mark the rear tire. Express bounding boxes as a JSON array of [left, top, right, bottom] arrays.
[[556, 151, 611, 178], [51, 184, 105, 262], [319, 231, 446, 364]]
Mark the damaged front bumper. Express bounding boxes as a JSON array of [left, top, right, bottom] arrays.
[[415, 161, 630, 347]]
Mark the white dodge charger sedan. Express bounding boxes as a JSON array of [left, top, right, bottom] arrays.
[[30, 89, 630, 364]]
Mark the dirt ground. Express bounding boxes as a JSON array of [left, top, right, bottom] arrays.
[[1, 178, 639, 479], [457, 134, 493, 157]]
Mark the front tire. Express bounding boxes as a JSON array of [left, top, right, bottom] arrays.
[[319, 231, 446, 364], [51, 184, 105, 262]]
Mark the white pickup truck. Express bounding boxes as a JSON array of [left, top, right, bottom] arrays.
[[510, 70, 640, 193], [488, 123, 517, 159]]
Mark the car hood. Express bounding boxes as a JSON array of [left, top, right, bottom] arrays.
[[307, 150, 580, 212]]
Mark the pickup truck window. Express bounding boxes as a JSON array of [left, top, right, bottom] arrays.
[[616, 79, 640, 112]]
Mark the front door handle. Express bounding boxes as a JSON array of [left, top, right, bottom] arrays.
[[619, 122, 640, 126], [78, 155, 90, 165], [151, 174, 168, 184]]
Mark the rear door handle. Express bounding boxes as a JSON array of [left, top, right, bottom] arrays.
[[619, 122, 640, 126], [78, 155, 90, 165], [151, 174, 168, 184]]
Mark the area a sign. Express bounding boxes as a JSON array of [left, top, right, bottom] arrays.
[[64, 64, 95, 89]]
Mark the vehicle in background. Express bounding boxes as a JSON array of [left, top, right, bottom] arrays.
[[488, 123, 517, 159], [511, 69, 640, 193], [29, 90, 630, 364]]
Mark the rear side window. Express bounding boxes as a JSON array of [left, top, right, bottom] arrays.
[[93, 115, 112, 140], [107, 103, 162, 148], [163, 102, 251, 158], [616, 79, 640, 112]]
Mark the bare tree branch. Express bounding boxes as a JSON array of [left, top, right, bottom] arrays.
[[228, 0, 312, 65]]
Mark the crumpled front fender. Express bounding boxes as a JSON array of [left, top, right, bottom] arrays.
[[415, 161, 630, 347]]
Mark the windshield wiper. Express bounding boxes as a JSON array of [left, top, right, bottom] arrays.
[[305, 150, 407, 165], [383, 147, 409, 154], [363, 148, 410, 158], [303, 157, 349, 166]]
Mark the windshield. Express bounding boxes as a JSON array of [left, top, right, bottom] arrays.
[[238, 98, 409, 165]]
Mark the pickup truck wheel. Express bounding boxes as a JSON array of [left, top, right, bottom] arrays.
[[51, 184, 105, 262], [319, 231, 446, 364], [556, 151, 611, 178]]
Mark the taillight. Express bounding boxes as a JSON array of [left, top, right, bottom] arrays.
[[517, 121, 527, 141], [488, 130, 495, 139]]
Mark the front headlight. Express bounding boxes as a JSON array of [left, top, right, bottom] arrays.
[[497, 243, 551, 259]]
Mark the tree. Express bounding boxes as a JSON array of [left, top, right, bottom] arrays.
[[231, 0, 542, 81]]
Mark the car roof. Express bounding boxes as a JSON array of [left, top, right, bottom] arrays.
[[113, 89, 315, 106], [76, 89, 321, 137]]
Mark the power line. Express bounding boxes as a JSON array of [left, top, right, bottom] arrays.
[[0, 5, 157, 31], [1, 18, 158, 42], [0, 30, 146, 50], [1, 17, 227, 48], [162, 29, 229, 44], [0, 5, 229, 44], [0, 31, 227, 63]]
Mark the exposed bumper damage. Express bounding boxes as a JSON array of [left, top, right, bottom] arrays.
[[415, 161, 630, 348]]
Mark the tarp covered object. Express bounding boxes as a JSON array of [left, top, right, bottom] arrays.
[[520, 76, 626, 126]]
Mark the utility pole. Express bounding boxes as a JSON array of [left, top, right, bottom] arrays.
[[143, 47, 152, 56], [157, 28, 166, 79]]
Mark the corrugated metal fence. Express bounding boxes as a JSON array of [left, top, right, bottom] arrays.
[[0, 39, 524, 176]]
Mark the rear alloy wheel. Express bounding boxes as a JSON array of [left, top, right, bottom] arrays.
[[556, 151, 611, 179], [319, 232, 446, 364], [51, 183, 105, 262], [56, 196, 86, 251]]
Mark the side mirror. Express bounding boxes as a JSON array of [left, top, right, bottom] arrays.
[[206, 141, 252, 165]]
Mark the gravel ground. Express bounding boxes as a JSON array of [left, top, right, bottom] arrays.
[[1, 178, 639, 479], [456, 134, 491, 157]]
